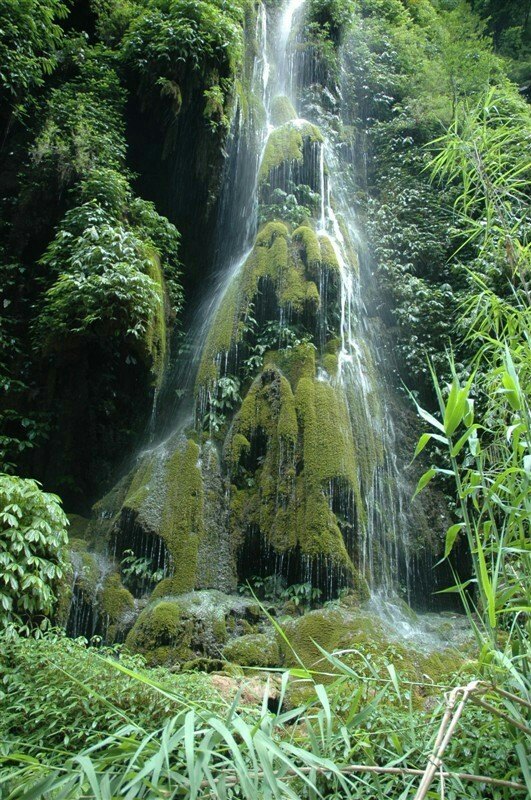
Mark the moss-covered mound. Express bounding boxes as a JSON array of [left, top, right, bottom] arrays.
[[125, 600, 191, 666], [197, 222, 340, 390], [279, 606, 470, 700], [125, 591, 268, 666], [223, 633, 280, 667], [259, 119, 323, 183]]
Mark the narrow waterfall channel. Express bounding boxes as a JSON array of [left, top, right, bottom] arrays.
[[67, 0, 457, 649]]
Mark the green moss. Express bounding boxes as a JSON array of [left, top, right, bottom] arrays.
[[123, 453, 156, 512], [258, 120, 323, 183], [159, 438, 205, 594], [227, 361, 364, 574], [293, 226, 321, 271], [101, 573, 134, 643], [144, 250, 167, 387], [228, 433, 251, 466], [270, 95, 296, 126], [277, 375, 298, 441], [212, 617, 228, 643], [281, 608, 346, 670], [223, 633, 280, 667], [321, 352, 338, 376], [125, 600, 193, 665], [265, 342, 316, 387], [318, 235, 340, 273], [151, 577, 180, 599], [196, 223, 329, 391], [101, 573, 134, 621]]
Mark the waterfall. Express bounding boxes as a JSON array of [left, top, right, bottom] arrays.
[[83, 0, 439, 632]]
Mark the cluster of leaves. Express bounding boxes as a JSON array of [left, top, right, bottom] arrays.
[[0, 0, 184, 486], [36, 203, 162, 352], [203, 374, 241, 432], [0, 258, 52, 472], [411, 78, 530, 790], [0, 474, 68, 632], [0, 0, 68, 109], [469, 0, 531, 85], [0, 631, 221, 753], [121, 0, 247, 128], [239, 576, 323, 611], [120, 549, 165, 591], [29, 50, 127, 189], [259, 185, 319, 227]]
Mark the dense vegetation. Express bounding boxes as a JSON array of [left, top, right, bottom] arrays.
[[0, 0, 529, 796]]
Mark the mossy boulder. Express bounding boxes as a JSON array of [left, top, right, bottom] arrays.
[[270, 95, 296, 126], [279, 604, 470, 701], [125, 600, 193, 666], [223, 634, 280, 667], [125, 591, 268, 666]]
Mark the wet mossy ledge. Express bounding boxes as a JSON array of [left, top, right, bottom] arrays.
[[196, 220, 340, 390], [118, 591, 473, 703]]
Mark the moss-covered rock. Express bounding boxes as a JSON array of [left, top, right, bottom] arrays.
[[223, 633, 280, 667], [125, 590, 269, 665], [196, 221, 340, 392], [259, 120, 323, 183], [270, 95, 297, 126], [125, 600, 192, 665], [101, 573, 135, 641]]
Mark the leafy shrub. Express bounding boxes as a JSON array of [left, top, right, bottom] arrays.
[[31, 51, 126, 186], [36, 205, 162, 350], [0, 632, 222, 752], [130, 197, 183, 313], [0, 0, 68, 104], [0, 474, 68, 632], [77, 167, 132, 213]]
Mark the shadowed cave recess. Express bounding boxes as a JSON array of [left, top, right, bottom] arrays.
[[64, 0, 461, 650]]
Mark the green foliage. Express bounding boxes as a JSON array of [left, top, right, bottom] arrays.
[[36, 207, 162, 351], [412, 85, 530, 783], [122, 0, 248, 127], [282, 582, 323, 610], [337, 0, 521, 394], [0, 626, 523, 799], [30, 50, 126, 187], [0, 474, 68, 632], [0, 631, 221, 753], [120, 549, 165, 588], [428, 87, 531, 286], [0, 0, 68, 106], [0, 260, 51, 473]]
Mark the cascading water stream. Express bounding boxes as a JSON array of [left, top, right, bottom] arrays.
[[267, 0, 416, 601]]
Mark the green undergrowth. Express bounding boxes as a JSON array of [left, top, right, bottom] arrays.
[[0, 631, 224, 754], [0, 625, 520, 799]]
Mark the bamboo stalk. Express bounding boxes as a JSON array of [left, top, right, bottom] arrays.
[[413, 680, 482, 800], [490, 685, 531, 710], [472, 697, 531, 736]]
